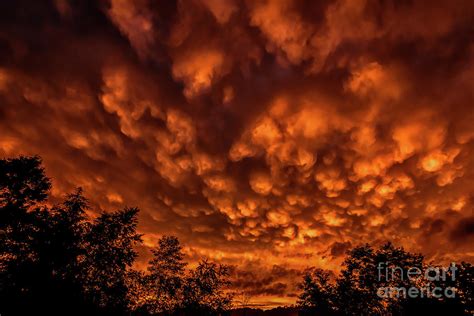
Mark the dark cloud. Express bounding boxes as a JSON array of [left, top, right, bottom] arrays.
[[451, 216, 474, 242], [1, 0, 474, 307], [330, 241, 352, 258]]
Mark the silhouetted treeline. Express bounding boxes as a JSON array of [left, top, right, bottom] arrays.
[[1, 156, 473, 316], [298, 243, 473, 315], [230, 307, 299, 316], [0, 156, 232, 316]]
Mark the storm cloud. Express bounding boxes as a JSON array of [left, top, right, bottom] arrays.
[[1, 0, 473, 307]]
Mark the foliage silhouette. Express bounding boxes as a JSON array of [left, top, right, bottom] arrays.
[[298, 243, 473, 316], [0, 155, 51, 208], [180, 259, 233, 314], [129, 235, 233, 315], [0, 155, 233, 316], [83, 207, 142, 313], [2, 156, 472, 315], [298, 268, 336, 315], [1, 156, 143, 315]]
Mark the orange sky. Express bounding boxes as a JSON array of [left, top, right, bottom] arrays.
[[1, 0, 474, 308]]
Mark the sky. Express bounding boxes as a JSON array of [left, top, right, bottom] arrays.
[[1, 0, 473, 308]]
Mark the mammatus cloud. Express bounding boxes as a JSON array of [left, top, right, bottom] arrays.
[[1, 0, 473, 307]]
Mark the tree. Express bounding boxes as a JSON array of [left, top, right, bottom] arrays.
[[0, 155, 51, 208], [0, 156, 53, 314], [28, 188, 90, 314], [335, 243, 424, 315], [298, 268, 336, 315], [234, 291, 252, 309], [0, 156, 51, 273], [181, 259, 233, 315], [125, 269, 153, 314], [133, 236, 233, 316], [1, 155, 235, 316], [83, 207, 142, 314], [297, 243, 473, 316], [144, 235, 187, 314], [0, 156, 143, 315], [456, 262, 474, 315], [403, 261, 473, 315]]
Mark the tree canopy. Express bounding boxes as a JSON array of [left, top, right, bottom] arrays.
[[1, 156, 472, 316], [298, 243, 473, 315], [0, 156, 232, 316]]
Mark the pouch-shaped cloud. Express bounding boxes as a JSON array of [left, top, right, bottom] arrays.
[[1, 0, 473, 307]]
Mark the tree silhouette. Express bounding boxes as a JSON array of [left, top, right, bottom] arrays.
[[144, 235, 187, 314], [402, 261, 473, 315], [8, 155, 471, 315], [335, 243, 425, 315], [298, 243, 473, 316], [298, 268, 336, 315], [1, 156, 56, 314], [181, 259, 233, 314], [132, 236, 233, 315], [82, 207, 142, 313], [456, 262, 474, 314], [0, 156, 51, 293], [1, 155, 235, 315], [0, 155, 51, 208], [1, 156, 142, 315], [30, 189, 90, 314], [0, 156, 237, 315]]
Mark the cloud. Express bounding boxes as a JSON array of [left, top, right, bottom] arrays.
[[107, 0, 155, 60], [1, 0, 474, 307]]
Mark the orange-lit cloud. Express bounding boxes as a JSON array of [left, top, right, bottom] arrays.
[[1, 0, 474, 308]]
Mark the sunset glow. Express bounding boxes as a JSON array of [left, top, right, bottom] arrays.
[[1, 0, 473, 309]]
